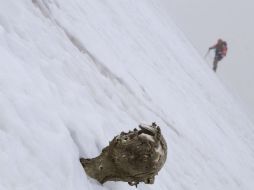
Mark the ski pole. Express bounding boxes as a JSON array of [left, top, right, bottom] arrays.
[[204, 49, 210, 58]]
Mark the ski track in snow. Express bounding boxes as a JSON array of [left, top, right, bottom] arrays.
[[0, 0, 254, 190]]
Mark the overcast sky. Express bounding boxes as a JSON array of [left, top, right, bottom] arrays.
[[162, 0, 254, 122]]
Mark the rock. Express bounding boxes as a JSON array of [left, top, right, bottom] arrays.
[[80, 122, 167, 186]]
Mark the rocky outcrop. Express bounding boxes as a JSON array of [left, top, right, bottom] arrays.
[[80, 122, 167, 186]]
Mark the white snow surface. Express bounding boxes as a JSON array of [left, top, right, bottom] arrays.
[[0, 0, 254, 190]]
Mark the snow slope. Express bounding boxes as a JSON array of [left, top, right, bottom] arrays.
[[0, 0, 254, 190], [162, 0, 254, 122]]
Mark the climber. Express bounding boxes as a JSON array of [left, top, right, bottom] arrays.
[[208, 39, 228, 72]]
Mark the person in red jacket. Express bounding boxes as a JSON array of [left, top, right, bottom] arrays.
[[209, 39, 228, 72]]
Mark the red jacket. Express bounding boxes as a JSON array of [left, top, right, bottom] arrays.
[[210, 41, 227, 56]]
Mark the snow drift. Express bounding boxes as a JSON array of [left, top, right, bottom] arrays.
[[0, 0, 253, 190]]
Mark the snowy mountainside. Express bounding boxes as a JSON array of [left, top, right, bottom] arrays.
[[0, 0, 254, 190]]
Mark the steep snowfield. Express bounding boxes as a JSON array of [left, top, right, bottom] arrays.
[[162, 0, 254, 122], [0, 0, 254, 190]]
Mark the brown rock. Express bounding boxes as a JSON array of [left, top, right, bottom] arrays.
[[80, 123, 167, 186]]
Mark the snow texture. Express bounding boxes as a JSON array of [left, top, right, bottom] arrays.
[[0, 0, 254, 190]]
